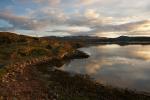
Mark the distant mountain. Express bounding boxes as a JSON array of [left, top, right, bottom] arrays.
[[44, 35, 150, 45], [116, 36, 150, 41], [43, 36, 106, 41]]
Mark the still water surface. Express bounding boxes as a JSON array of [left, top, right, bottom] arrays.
[[60, 45, 150, 92]]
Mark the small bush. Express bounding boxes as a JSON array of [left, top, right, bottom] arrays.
[[30, 48, 48, 56]]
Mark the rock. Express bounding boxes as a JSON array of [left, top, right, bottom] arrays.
[[65, 50, 89, 59]]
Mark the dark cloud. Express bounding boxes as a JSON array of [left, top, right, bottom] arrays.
[[49, 20, 150, 36], [0, 27, 14, 31]]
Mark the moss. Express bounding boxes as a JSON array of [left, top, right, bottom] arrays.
[[30, 48, 49, 56], [0, 68, 7, 78]]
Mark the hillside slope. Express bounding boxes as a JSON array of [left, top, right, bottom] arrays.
[[0, 32, 78, 66]]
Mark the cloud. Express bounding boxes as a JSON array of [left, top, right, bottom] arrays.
[[32, 0, 61, 6], [49, 18, 150, 36], [78, 20, 150, 36], [77, 0, 99, 6], [84, 9, 100, 19], [50, 26, 91, 33], [0, 0, 150, 36], [0, 10, 49, 30], [0, 27, 15, 31], [1, 8, 150, 37], [13, 0, 61, 6]]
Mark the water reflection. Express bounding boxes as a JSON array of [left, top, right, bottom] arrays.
[[59, 45, 150, 92]]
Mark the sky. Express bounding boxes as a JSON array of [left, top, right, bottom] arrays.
[[0, 0, 150, 37]]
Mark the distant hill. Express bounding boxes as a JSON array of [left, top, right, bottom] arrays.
[[115, 36, 150, 42], [43, 36, 107, 42], [44, 35, 150, 45]]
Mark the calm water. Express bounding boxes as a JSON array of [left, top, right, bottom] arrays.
[[59, 45, 150, 92]]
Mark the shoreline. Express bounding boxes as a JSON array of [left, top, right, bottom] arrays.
[[0, 49, 150, 99]]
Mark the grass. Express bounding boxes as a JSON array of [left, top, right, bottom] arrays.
[[0, 32, 78, 66]]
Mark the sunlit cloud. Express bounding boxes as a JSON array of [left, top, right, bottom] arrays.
[[77, 0, 99, 6]]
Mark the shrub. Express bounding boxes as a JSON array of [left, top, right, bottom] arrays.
[[30, 48, 49, 56]]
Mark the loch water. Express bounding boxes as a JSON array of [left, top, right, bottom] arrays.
[[59, 45, 150, 92]]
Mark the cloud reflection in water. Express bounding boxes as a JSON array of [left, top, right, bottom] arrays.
[[60, 45, 150, 92]]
